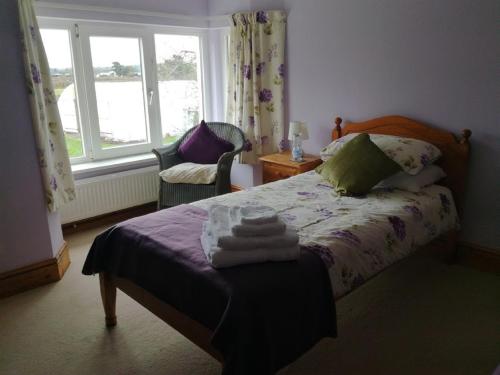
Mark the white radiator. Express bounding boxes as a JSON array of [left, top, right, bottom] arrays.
[[60, 166, 158, 224]]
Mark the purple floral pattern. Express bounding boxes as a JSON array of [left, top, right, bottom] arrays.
[[331, 230, 361, 246], [297, 191, 319, 199], [440, 193, 450, 214], [280, 213, 297, 223], [31, 63, 41, 83], [404, 205, 423, 221], [29, 26, 36, 40], [258, 89, 273, 102], [351, 274, 365, 289], [278, 138, 289, 151], [302, 244, 335, 268], [242, 139, 253, 152], [226, 11, 286, 163], [316, 183, 333, 190], [19, 3, 76, 212], [439, 193, 451, 219], [320, 133, 441, 175], [248, 116, 255, 127], [193, 171, 459, 299], [278, 63, 285, 77], [49, 175, 58, 191], [256, 11, 268, 24], [388, 216, 406, 241], [315, 207, 335, 218], [420, 154, 431, 167], [256, 62, 266, 75], [243, 64, 251, 80]]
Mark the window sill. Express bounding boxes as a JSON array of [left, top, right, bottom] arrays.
[[72, 153, 158, 180]]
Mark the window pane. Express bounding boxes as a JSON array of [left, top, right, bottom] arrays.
[[40, 29, 83, 158], [89, 37, 148, 149], [154, 34, 202, 144]]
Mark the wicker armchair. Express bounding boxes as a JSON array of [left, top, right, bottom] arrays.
[[152, 122, 245, 209]]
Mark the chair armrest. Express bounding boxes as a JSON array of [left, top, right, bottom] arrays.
[[152, 142, 183, 171], [214, 150, 241, 195]]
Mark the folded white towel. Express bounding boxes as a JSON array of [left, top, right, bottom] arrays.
[[207, 204, 234, 233], [239, 206, 278, 225], [231, 220, 286, 237], [201, 226, 300, 268], [218, 228, 298, 251], [207, 205, 239, 236]]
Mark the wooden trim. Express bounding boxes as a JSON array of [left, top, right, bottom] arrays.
[[63, 192, 249, 235], [230, 184, 244, 192], [105, 273, 224, 362], [457, 242, 500, 274], [62, 202, 157, 235], [56, 241, 71, 279], [0, 242, 70, 298], [95, 238, 498, 367], [100, 273, 117, 327]]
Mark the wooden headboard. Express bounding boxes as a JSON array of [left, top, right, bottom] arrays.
[[331, 115, 471, 216]]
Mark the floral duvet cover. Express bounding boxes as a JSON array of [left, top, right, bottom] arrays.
[[192, 171, 459, 299]]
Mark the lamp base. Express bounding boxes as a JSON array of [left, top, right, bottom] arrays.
[[291, 142, 304, 162]]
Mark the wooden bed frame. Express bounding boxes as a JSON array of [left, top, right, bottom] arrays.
[[98, 115, 471, 369]]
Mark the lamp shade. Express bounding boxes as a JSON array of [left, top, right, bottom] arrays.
[[288, 121, 309, 140]]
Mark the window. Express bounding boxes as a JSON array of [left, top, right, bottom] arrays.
[[40, 28, 84, 159], [39, 20, 208, 164], [154, 34, 203, 145], [89, 36, 149, 149]]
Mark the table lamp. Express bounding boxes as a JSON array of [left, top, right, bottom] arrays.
[[288, 121, 309, 162]]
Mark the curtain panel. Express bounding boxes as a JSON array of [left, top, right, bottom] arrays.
[[226, 10, 287, 164], [18, 0, 75, 211]]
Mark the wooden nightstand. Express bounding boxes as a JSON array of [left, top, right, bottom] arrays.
[[259, 151, 322, 184]]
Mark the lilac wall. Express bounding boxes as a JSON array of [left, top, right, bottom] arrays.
[[0, 0, 62, 272], [211, 0, 500, 249], [1, 0, 211, 274]]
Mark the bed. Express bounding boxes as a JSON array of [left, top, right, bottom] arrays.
[[83, 115, 471, 375]]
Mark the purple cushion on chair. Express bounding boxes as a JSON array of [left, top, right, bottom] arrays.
[[178, 120, 235, 164]]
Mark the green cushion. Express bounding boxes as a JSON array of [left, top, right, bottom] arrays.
[[316, 133, 401, 196]]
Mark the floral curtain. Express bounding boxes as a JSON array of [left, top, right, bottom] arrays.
[[18, 0, 75, 211], [226, 10, 287, 164]]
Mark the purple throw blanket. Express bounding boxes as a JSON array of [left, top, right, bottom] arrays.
[[82, 204, 336, 375]]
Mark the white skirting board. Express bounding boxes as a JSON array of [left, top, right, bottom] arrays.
[[60, 166, 158, 224]]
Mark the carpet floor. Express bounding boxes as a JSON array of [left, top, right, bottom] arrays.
[[0, 225, 498, 375]]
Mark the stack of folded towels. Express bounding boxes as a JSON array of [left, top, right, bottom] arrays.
[[201, 205, 300, 268]]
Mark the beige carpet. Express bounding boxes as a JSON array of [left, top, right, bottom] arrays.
[[0, 225, 498, 375]]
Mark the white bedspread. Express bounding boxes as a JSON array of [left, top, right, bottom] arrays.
[[192, 171, 459, 299]]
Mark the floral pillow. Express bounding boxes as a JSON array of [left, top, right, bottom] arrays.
[[320, 133, 441, 175]]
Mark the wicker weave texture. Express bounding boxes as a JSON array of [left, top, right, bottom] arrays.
[[152, 122, 245, 208]]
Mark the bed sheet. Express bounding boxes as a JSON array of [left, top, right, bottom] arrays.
[[193, 171, 459, 298]]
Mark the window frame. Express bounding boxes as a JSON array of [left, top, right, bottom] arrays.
[[78, 23, 154, 159], [150, 26, 210, 148], [39, 19, 90, 163], [38, 17, 211, 164]]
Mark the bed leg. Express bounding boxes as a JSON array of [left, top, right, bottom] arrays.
[[99, 272, 117, 327]]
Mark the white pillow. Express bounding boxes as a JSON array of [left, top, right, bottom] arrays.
[[320, 133, 442, 175], [320, 134, 355, 161], [159, 162, 218, 184], [374, 165, 446, 192]]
